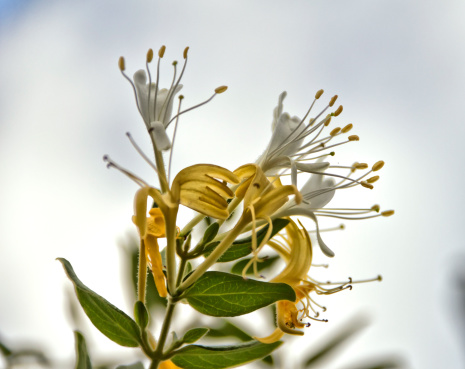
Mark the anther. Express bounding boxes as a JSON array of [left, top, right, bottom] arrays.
[[158, 45, 166, 58], [146, 49, 154, 63], [361, 181, 374, 190], [334, 105, 343, 116], [329, 95, 338, 107], [367, 175, 379, 183], [371, 204, 380, 212], [183, 47, 189, 59], [329, 151, 335, 156], [354, 163, 368, 170], [315, 89, 324, 99], [309, 118, 315, 126], [348, 135, 359, 141], [179, 95, 184, 100], [381, 210, 394, 217], [340, 224, 345, 229], [324, 115, 332, 126], [215, 85, 228, 94], [330, 127, 341, 136], [341, 123, 353, 133], [372, 160, 384, 171], [377, 275, 383, 281], [118, 57, 125, 71]]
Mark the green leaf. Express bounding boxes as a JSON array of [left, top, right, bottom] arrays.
[[58, 258, 141, 347], [0, 339, 12, 357], [183, 271, 295, 317], [231, 256, 280, 276], [171, 341, 282, 369], [262, 355, 274, 365], [203, 219, 289, 262], [203, 222, 220, 244], [134, 301, 149, 329], [182, 328, 209, 344], [74, 331, 92, 369]]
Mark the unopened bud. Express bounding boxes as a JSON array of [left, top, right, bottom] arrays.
[[334, 105, 343, 116], [329, 95, 338, 107], [348, 135, 359, 141], [341, 123, 353, 133], [315, 89, 324, 99], [330, 127, 341, 136], [118, 56, 125, 71], [371, 204, 380, 212], [354, 163, 368, 170], [367, 175, 379, 183], [158, 45, 166, 58], [147, 49, 154, 63], [372, 160, 384, 171], [382, 210, 395, 217], [215, 85, 228, 94], [183, 46, 189, 59], [361, 181, 374, 190]]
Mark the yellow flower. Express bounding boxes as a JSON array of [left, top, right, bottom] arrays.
[[255, 219, 354, 343], [159, 360, 182, 369]]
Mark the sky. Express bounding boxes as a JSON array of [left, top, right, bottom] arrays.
[[1, 0, 465, 368]]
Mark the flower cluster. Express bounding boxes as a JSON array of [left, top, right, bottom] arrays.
[[93, 46, 394, 367]]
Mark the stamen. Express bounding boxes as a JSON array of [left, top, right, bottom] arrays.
[[371, 204, 380, 212], [315, 89, 324, 99], [353, 162, 368, 170], [329, 95, 338, 107], [118, 56, 125, 71], [167, 95, 184, 184], [367, 175, 379, 183], [382, 210, 394, 217], [126, 132, 159, 174], [312, 263, 329, 268], [333, 105, 343, 117], [146, 49, 154, 63], [158, 45, 166, 58], [329, 127, 341, 136], [341, 123, 353, 133], [372, 160, 385, 171], [119, 57, 144, 119], [167, 91, 219, 127], [361, 181, 374, 189], [215, 85, 228, 94], [348, 135, 359, 141], [183, 46, 189, 59], [103, 155, 149, 187]]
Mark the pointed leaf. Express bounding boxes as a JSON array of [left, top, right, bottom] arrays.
[[206, 321, 252, 342], [182, 328, 209, 344], [58, 258, 141, 347], [203, 219, 289, 262], [74, 331, 92, 369], [171, 341, 282, 369], [183, 271, 295, 317]]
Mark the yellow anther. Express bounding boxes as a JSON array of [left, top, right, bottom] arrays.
[[324, 115, 332, 126], [371, 204, 380, 212], [215, 85, 228, 94], [183, 46, 189, 59], [158, 45, 166, 58], [309, 118, 315, 126], [354, 163, 368, 170], [329, 95, 338, 107], [340, 224, 345, 229], [334, 105, 343, 116], [330, 127, 341, 136], [361, 181, 373, 190], [179, 95, 185, 100], [315, 89, 324, 99], [348, 135, 359, 141], [329, 151, 335, 156], [367, 175, 379, 183], [118, 56, 125, 71], [372, 160, 384, 171], [382, 210, 395, 217], [147, 49, 154, 63], [341, 123, 353, 133]]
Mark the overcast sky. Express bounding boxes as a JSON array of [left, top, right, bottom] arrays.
[[1, 0, 465, 368]]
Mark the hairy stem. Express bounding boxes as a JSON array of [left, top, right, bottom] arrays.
[[151, 298, 177, 368], [138, 239, 147, 303]]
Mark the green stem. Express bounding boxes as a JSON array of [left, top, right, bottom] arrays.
[[165, 207, 179, 295], [179, 213, 204, 237], [150, 135, 169, 193], [178, 214, 250, 293], [151, 299, 177, 368], [138, 239, 147, 303]]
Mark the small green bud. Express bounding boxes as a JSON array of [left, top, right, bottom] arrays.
[[134, 300, 149, 329], [202, 222, 220, 245]]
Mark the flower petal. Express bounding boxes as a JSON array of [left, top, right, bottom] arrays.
[[150, 121, 172, 151]]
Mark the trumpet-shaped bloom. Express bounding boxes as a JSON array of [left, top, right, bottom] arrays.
[[255, 219, 353, 343]]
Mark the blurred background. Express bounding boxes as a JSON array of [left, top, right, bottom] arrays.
[[1, 0, 464, 368]]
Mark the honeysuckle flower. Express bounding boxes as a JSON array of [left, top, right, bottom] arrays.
[[255, 219, 372, 343]]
